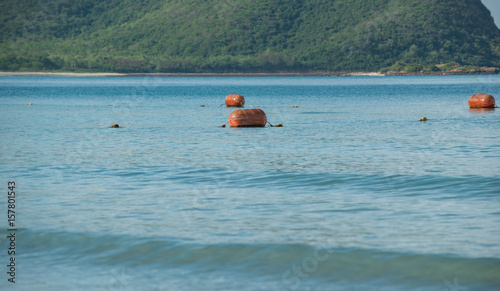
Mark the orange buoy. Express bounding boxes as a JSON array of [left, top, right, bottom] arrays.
[[225, 94, 245, 107], [469, 94, 495, 108], [228, 109, 267, 127]]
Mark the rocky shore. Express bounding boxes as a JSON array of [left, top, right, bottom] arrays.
[[384, 66, 499, 76]]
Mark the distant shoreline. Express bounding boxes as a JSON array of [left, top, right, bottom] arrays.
[[0, 70, 498, 77], [0, 71, 384, 77]]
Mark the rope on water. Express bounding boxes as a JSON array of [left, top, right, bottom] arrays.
[[218, 122, 229, 128]]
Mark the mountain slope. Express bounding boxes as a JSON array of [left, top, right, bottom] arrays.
[[1, 0, 499, 72]]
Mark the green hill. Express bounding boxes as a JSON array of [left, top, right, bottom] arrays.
[[1, 0, 500, 73]]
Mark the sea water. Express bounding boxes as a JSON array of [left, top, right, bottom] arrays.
[[0, 75, 499, 290]]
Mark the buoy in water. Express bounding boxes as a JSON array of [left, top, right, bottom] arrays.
[[468, 94, 495, 108], [200, 105, 205, 107], [420, 117, 427, 121], [28, 103, 33, 105], [228, 109, 267, 127], [111, 124, 120, 128], [225, 94, 245, 107]]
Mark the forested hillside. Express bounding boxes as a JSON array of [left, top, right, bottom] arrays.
[[1, 0, 499, 73]]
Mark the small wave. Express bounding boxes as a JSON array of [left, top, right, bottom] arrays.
[[166, 168, 500, 198], [9, 229, 500, 290]]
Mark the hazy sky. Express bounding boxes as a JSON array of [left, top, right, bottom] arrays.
[[482, 0, 500, 28]]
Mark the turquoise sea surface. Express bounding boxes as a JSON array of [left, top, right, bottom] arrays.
[[0, 75, 499, 290]]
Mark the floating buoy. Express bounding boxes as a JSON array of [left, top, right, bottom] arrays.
[[228, 109, 267, 127], [291, 105, 298, 108], [28, 103, 33, 105], [275, 123, 283, 127], [420, 117, 427, 121], [468, 94, 495, 108], [225, 94, 245, 107], [200, 105, 205, 107], [111, 124, 120, 128]]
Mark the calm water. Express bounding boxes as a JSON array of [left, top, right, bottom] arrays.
[[0, 75, 499, 290]]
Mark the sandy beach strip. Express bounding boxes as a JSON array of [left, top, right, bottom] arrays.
[[347, 72, 385, 76], [0, 72, 128, 77], [0, 71, 386, 77]]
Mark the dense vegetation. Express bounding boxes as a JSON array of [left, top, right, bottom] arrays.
[[1, 0, 499, 73]]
